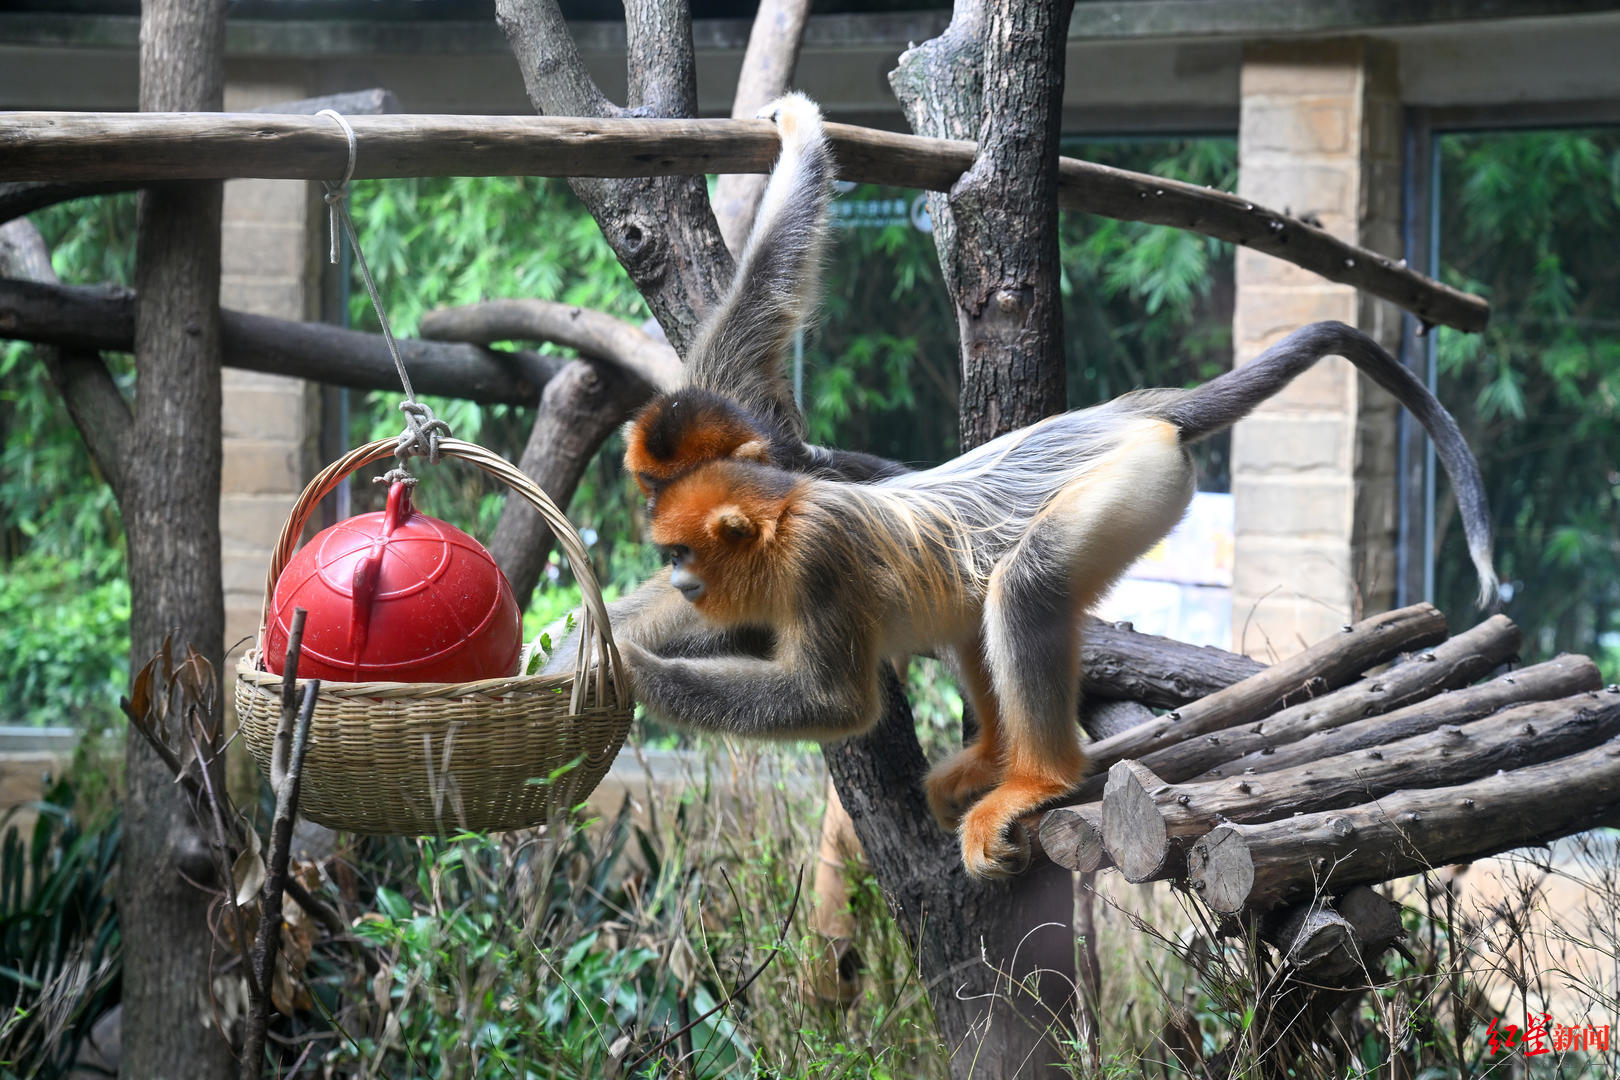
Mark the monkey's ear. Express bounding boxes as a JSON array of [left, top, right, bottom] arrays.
[[709, 505, 759, 543], [732, 439, 771, 464]]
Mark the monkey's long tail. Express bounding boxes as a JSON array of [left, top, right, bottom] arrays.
[[1157, 320, 1498, 609]]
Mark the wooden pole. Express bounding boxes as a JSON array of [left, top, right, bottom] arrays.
[[1119, 613, 1521, 790], [1072, 603, 1450, 800], [1106, 688, 1620, 883], [1187, 694, 1620, 915], [0, 111, 1489, 331]]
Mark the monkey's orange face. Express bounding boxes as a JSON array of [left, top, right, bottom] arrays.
[[624, 391, 774, 497], [647, 461, 799, 625]]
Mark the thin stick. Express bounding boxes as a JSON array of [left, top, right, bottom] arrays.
[[241, 608, 321, 1080]]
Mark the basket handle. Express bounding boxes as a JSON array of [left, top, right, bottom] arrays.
[[258, 438, 629, 712]]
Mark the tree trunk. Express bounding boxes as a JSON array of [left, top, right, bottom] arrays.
[[119, 1, 235, 1077], [882, 3, 1078, 1075], [944, 0, 1072, 449], [823, 671, 1080, 1080]]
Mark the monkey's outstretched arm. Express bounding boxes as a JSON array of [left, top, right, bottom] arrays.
[[682, 92, 833, 436], [536, 569, 772, 676], [617, 637, 880, 741]]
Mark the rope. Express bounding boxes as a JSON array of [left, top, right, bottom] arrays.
[[317, 109, 451, 471]]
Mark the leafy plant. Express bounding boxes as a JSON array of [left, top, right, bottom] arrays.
[[0, 193, 136, 727], [0, 550, 129, 730], [0, 780, 121, 1080]]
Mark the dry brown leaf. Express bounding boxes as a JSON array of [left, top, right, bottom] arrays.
[[232, 829, 265, 908]]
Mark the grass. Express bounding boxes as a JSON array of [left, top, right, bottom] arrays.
[[8, 736, 1620, 1077]]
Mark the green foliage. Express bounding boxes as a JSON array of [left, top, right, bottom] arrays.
[[302, 752, 948, 1078], [334, 811, 754, 1078], [0, 780, 121, 1080], [343, 176, 648, 540], [1433, 129, 1620, 676], [0, 552, 129, 730], [0, 193, 136, 728]]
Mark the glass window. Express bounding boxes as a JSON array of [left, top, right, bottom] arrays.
[[1430, 128, 1620, 677]]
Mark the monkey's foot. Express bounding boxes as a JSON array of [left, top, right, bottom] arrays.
[[957, 779, 1070, 879], [924, 748, 1002, 832]]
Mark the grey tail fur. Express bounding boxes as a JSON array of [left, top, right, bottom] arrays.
[[1144, 320, 1498, 608], [682, 93, 833, 440]]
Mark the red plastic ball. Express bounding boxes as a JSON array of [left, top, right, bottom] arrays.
[[264, 481, 521, 683]]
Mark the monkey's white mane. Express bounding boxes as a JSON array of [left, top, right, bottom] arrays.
[[869, 401, 1167, 580]]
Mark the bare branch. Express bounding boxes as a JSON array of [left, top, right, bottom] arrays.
[[0, 219, 132, 498], [0, 277, 563, 405], [713, 0, 811, 254], [420, 298, 681, 391], [487, 359, 654, 608]]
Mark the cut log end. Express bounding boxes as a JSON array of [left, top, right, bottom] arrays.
[[1188, 825, 1253, 915], [1038, 804, 1109, 873], [1103, 760, 1172, 882]]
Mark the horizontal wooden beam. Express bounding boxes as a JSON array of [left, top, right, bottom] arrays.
[[0, 111, 1489, 331]]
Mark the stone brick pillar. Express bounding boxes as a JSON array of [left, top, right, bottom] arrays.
[[218, 81, 322, 681], [1230, 39, 1403, 658]]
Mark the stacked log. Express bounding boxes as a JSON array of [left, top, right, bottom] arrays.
[[1041, 603, 1615, 935]]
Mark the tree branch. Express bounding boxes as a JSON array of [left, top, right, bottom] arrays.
[[0, 277, 563, 405], [487, 359, 654, 608], [419, 298, 681, 390], [0, 112, 1490, 331], [0, 219, 132, 499], [623, 0, 699, 119], [495, 0, 731, 353], [713, 0, 811, 255]]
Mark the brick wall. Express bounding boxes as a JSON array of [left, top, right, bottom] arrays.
[[1229, 39, 1404, 658], [218, 81, 321, 683]]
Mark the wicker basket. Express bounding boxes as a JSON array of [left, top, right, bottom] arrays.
[[235, 438, 633, 835]]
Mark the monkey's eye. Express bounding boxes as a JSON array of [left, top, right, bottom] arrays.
[[663, 544, 692, 567]]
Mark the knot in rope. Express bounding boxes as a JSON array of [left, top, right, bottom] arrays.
[[394, 400, 452, 465]]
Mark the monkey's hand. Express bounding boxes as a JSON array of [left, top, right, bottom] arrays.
[[617, 639, 877, 742], [923, 747, 1003, 832]]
